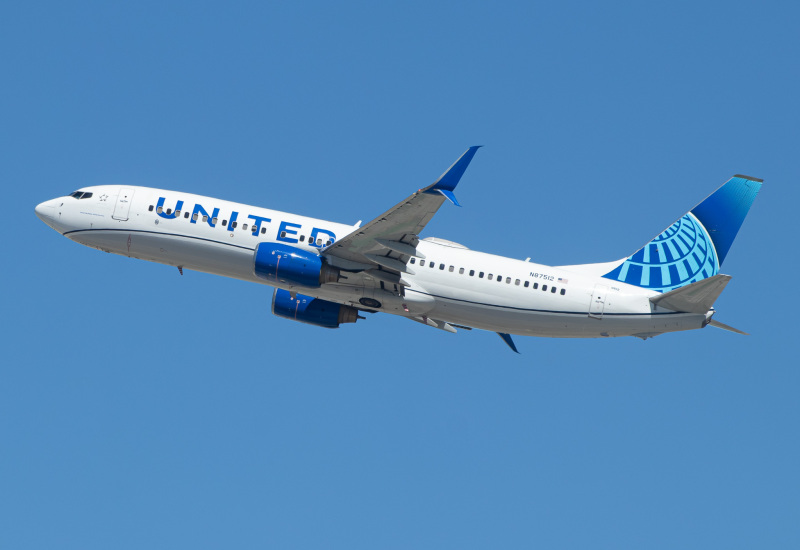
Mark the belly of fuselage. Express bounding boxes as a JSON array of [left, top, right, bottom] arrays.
[[68, 229, 258, 282], [424, 293, 706, 338]]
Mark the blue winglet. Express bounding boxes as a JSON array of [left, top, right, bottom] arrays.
[[436, 189, 461, 207], [497, 332, 520, 353], [424, 146, 482, 204]]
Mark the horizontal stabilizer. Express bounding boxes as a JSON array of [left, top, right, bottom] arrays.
[[708, 319, 749, 335], [650, 274, 731, 313]]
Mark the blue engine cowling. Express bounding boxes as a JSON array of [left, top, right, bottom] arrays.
[[254, 242, 340, 287], [271, 289, 360, 328]]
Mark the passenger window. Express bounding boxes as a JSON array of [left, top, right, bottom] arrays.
[[488, 274, 493, 280], [506, 277, 511, 284], [261, 227, 266, 234], [280, 231, 286, 238], [560, 288, 566, 295], [184, 212, 189, 218], [410, 258, 416, 264], [175, 210, 181, 216], [300, 235, 305, 242], [542, 285, 547, 291], [533, 283, 538, 289], [212, 217, 218, 224], [192, 213, 198, 221], [469, 270, 475, 276], [166, 208, 172, 215], [222, 220, 227, 227], [430, 262, 435, 268], [449, 266, 454, 272], [515, 279, 520, 286], [498, 277, 503, 283], [479, 272, 484, 278], [439, 264, 445, 270], [231, 221, 237, 228], [524, 281, 529, 288], [459, 268, 464, 274], [420, 260, 425, 266], [202, 215, 208, 222], [157, 206, 163, 214], [551, 287, 557, 293], [326, 240, 332, 245], [242, 224, 248, 230], [148, 205, 154, 212]]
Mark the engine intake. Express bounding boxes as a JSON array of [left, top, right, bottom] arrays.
[[272, 289, 360, 328], [254, 242, 340, 287]]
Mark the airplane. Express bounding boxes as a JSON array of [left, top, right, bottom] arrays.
[[34, 147, 762, 352]]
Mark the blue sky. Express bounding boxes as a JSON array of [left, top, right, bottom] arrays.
[[3, 1, 799, 548]]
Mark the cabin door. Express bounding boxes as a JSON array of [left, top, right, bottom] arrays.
[[112, 188, 135, 221], [589, 284, 608, 319]]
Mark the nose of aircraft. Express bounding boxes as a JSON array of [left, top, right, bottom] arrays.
[[35, 199, 59, 229]]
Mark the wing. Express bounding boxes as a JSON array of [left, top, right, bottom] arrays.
[[322, 146, 481, 284]]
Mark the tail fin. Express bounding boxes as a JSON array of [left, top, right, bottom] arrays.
[[602, 175, 762, 292]]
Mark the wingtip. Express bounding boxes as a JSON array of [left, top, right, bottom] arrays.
[[497, 332, 520, 353], [437, 189, 461, 207], [734, 174, 764, 183], [428, 146, 482, 193]]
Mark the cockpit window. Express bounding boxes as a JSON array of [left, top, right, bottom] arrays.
[[69, 191, 93, 199], [81, 192, 92, 199]]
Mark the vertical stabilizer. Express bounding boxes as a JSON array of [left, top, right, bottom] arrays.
[[602, 175, 761, 292]]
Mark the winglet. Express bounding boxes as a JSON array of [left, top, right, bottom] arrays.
[[497, 332, 520, 353], [424, 146, 482, 204], [436, 189, 461, 207]]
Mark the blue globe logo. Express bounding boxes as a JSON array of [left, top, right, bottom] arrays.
[[604, 212, 719, 292]]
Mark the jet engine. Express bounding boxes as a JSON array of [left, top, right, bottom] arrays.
[[254, 242, 340, 287], [271, 289, 361, 328]]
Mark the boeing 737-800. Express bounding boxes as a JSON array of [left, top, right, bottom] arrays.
[[35, 147, 761, 352]]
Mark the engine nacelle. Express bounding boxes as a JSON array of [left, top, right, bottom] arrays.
[[254, 242, 340, 287], [271, 289, 360, 328]]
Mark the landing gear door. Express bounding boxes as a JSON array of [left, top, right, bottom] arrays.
[[112, 188, 135, 221], [589, 284, 608, 319]]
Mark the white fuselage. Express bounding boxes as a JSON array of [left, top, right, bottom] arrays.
[[35, 185, 709, 338]]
